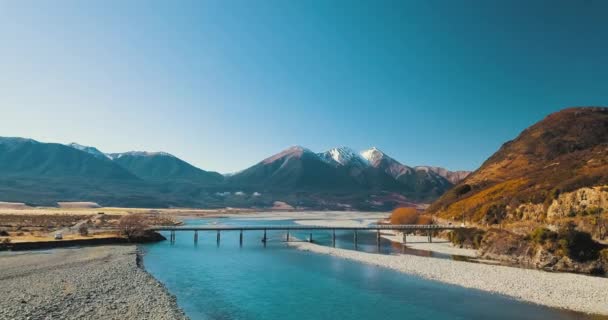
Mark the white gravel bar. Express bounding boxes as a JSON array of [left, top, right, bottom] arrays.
[[289, 241, 608, 316], [0, 245, 187, 320]]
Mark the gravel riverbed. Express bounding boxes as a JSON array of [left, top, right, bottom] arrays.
[[0, 245, 188, 320], [290, 241, 608, 316]]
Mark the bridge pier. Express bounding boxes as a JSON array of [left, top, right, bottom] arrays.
[[308, 232, 313, 243], [286, 230, 290, 242], [332, 229, 336, 247], [194, 230, 198, 244], [428, 230, 432, 243], [239, 229, 243, 247], [376, 229, 381, 246], [354, 230, 358, 248], [263, 229, 267, 247], [216, 230, 220, 246], [170, 230, 175, 243], [402, 232, 407, 245]]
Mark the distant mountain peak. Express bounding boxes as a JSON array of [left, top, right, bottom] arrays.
[[414, 166, 471, 184], [360, 147, 387, 166], [262, 146, 314, 164], [108, 151, 175, 159], [67, 142, 111, 160], [319, 146, 369, 167]]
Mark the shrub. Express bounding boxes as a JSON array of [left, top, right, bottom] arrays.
[[448, 228, 486, 249], [1, 238, 11, 244], [0, 230, 9, 237], [557, 224, 602, 262], [600, 249, 608, 262], [530, 227, 557, 244], [390, 207, 419, 225], [454, 184, 472, 197], [78, 224, 89, 236], [118, 214, 149, 240]]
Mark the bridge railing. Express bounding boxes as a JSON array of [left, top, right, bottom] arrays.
[[150, 224, 467, 246], [149, 224, 465, 231]]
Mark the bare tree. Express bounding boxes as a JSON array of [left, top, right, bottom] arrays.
[[78, 224, 89, 236], [118, 214, 149, 240]]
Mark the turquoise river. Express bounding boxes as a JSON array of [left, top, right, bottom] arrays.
[[142, 217, 596, 320]]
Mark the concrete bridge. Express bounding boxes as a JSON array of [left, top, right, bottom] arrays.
[[150, 224, 467, 247]]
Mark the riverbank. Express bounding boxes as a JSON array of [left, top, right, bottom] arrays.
[[289, 241, 608, 316], [0, 245, 187, 320]]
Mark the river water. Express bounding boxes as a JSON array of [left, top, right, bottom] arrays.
[[142, 217, 595, 320]]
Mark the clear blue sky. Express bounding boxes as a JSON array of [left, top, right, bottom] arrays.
[[1, 1, 606, 173]]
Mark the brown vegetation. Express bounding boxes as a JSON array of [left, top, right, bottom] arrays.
[[0, 214, 91, 230], [427, 107, 608, 225], [390, 207, 433, 225]]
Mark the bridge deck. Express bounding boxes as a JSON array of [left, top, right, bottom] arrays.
[[151, 224, 465, 231]]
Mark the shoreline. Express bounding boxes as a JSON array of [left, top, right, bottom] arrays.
[[288, 240, 608, 316], [0, 245, 187, 320]]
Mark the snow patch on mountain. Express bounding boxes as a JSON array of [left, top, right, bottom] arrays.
[[67, 143, 111, 160], [108, 151, 176, 159], [360, 147, 384, 165]]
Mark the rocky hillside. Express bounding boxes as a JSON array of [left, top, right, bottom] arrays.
[[427, 107, 608, 224]]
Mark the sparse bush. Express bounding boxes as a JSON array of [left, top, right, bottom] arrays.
[[448, 228, 486, 249], [78, 224, 89, 236], [118, 214, 149, 240], [483, 204, 507, 225], [0, 230, 9, 236]]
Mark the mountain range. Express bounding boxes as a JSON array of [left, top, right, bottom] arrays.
[[0, 139, 469, 209]]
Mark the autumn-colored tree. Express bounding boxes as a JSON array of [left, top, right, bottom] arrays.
[[118, 214, 149, 240], [416, 215, 433, 225], [390, 207, 434, 225], [390, 207, 419, 225]]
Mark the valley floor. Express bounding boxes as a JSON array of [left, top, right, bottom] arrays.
[[0, 245, 187, 320]]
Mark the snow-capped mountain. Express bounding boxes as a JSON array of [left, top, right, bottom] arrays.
[[227, 145, 466, 200], [318, 146, 369, 167], [227, 146, 356, 190], [67, 143, 111, 160], [360, 147, 413, 179]]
